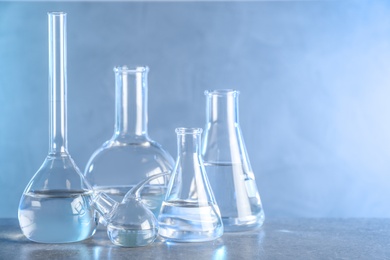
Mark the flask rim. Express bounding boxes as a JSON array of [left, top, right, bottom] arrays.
[[204, 89, 240, 96], [175, 127, 203, 135], [113, 66, 149, 73], [47, 12, 67, 16]]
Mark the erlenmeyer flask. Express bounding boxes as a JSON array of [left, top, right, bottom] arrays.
[[18, 12, 98, 243], [158, 128, 223, 242], [202, 89, 265, 232], [84, 66, 174, 216]]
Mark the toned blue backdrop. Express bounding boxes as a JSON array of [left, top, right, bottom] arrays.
[[1, 1, 390, 218]]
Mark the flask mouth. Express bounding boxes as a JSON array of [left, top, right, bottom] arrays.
[[175, 128, 203, 135], [204, 89, 240, 97], [48, 12, 67, 16], [114, 66, 149, 74]]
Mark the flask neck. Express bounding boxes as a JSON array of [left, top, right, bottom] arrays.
[[176, 128, 203, 162], [206, 90, 239, 127], [48, 12, 68, 155], [113, 66, 149, 142]]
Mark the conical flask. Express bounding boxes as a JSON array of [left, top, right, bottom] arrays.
[[84, 66, 174, 216], [202, 89, 265, 232], [158, 128, 223, 242], [18, 12, 98, 243]]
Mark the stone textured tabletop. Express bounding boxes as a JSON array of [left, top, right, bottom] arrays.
[[0, 218, 389, 259]]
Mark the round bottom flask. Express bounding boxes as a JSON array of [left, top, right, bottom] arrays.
[[84, 66, 174, 217]]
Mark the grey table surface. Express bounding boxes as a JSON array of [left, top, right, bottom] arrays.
[[0, 218, 389, 259]]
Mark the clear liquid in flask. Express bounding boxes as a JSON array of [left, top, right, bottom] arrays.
[[158, 200, 223, 242], [204, 162, 264, 231], [93, 185, 167, 216], [19, 190, 97, 243], [107, 224, 158, 247]]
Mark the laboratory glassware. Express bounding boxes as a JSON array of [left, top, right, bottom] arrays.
[[18, 12, 98, 243], [84, 66, 174, 216], [202, 89, 265, 232], [92, 172, 169, 247], [158, 128, 223, 242]]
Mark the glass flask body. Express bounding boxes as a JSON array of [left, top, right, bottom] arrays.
[[18, 12, 98, 243], [84, 66, 174, 216], [158, 128, 223, 242], [92, 172, 168, 247], [202, 90, 264, 232]]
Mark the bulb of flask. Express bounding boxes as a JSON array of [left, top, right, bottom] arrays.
[[92, 173, 168, 247]]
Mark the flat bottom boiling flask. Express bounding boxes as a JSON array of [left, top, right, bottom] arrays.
[[158, 128, 223, 242], [84, 66, 174, 218]]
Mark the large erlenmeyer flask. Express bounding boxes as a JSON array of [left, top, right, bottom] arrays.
[[84, 66, 174, 216], [158, 128, 223, 242], [18, 12, 98, 243], [202, 89, 265, 232]]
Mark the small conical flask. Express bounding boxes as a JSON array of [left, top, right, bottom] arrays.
[[18, 12, 98, 243], [92, 172, 168, 247], [84, 66, 174, 216], [202, 89, 265, 232], [158, 128, 223, 242]]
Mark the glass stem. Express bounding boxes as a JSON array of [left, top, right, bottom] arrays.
[[124, 172, 170, 201], [114, 67, 149, 141], [48, 12, 68, 155], [92, 192, 118, 222]]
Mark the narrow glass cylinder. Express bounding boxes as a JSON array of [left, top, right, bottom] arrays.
[[202, 89, 265, 232], [48, 12, 68, 155]]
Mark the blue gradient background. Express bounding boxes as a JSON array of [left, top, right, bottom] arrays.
[[1, 1, 390, 218]]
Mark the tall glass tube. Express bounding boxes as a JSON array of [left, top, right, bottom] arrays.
[[48, 12, 68, 155], [18, 12, 98, 243]]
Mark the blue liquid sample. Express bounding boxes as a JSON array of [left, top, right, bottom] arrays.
[[18, 190, 98, 243]]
